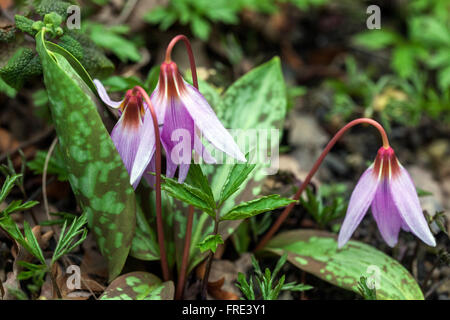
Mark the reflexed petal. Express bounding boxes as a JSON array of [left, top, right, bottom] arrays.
[[338, 166, 379, 248], [129, 111, 156, 189], [371, 180, 402, 247], [389, 165, 436, 247], [180, 81, 246, 162], [93, 79, 123, 109]]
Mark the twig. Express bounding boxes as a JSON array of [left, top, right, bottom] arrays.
[[424, 278, 447, 299], [114, 0, 139, 25], [42, 138, 58, 226]]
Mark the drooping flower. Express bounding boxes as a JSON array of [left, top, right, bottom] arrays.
[[149, 60, 245, 182], [94, 79, 156, 189], [338, 146, 436, 248]]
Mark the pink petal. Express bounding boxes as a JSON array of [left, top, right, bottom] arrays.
[[180, 81, 246, 162], [194, 132, 216, 164], [129, 110, 156, 189], [160, 101, 194, 182], [389, 165, 436, 246], [371, 180, 402, 247], [111, 117, 141, 187], [150, 84, 167, 126], [93, 79, 123, 109], [338, 166, 379, 248]]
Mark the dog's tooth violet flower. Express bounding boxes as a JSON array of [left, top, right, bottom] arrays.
[[94, 79, 156, 189], [150, 60, 245, 183], [338, 146, 436, 248]]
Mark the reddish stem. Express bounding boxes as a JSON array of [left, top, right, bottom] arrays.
[[165, 34, 198, 89], [135, 86, 170, 282], [166, 34, 198, 299], [254, 118, 389, 251], [175, 206, 194, 300]]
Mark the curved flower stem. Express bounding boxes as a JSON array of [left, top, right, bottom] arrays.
[[175, 205, 194, 300], [135, 86, 170, 282], [165, 34, 199, 89], [254, 118, 390, 252], [166, 34, 199, 300]]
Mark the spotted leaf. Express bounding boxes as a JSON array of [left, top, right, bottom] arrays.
[[100, 272, 174, 300], [35, 30, 136, 281], [264, 229, 424, 300]]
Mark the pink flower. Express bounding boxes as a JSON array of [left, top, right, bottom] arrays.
[[338, 146, 436, 248], [94, 80, 156, 190], [149, 61, 245, 183]]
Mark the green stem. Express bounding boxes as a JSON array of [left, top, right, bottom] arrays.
[[200, 212, 220, 300]]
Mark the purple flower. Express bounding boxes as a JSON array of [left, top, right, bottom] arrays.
[[94, 80, 156, 190], [338, 146, 436, 248], [149, 61, 245, 183]]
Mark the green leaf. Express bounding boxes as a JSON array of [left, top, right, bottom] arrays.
[[87, 23, 141, 63], [197, 234, 224, 253], [129, 194, 160, 261], [0, 212, 44, 264], [0, 47, 42, 89], [35, 0, 72, 19], [437, 65, 450, 92], [144, 66, 160, 92], [0, 174, 22, 203], [3, 200, 39, 215], [160, 175, 215, 217], [27, 148, 69, 181], [352, 30, 401, 50], [391, 45, 418, 78], [185, 163, 215, 207], [185, 57, 287, 273], [35, 31, 136, 280], [51, 213, 88, 264], [14, 15, 36, 35], [102, 75, 143, 92], [100, 272, 174, 300], [191, 16, 211, 40], [0, 76, 16, 98], [23, 221, 46, 264], [264, 229, 424, 300], [58, 35, 84, 62], [218, 160, 256, 206], [65, 30, 114, 79], [221, 195, 296, 221]]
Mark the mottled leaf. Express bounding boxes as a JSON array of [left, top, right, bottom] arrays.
[[100, 272, 174, 300], [264, 229, 424, 300], [130, 192, 159, 261], [221, 195, 296, 221], [35, 30, 136, 281]]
